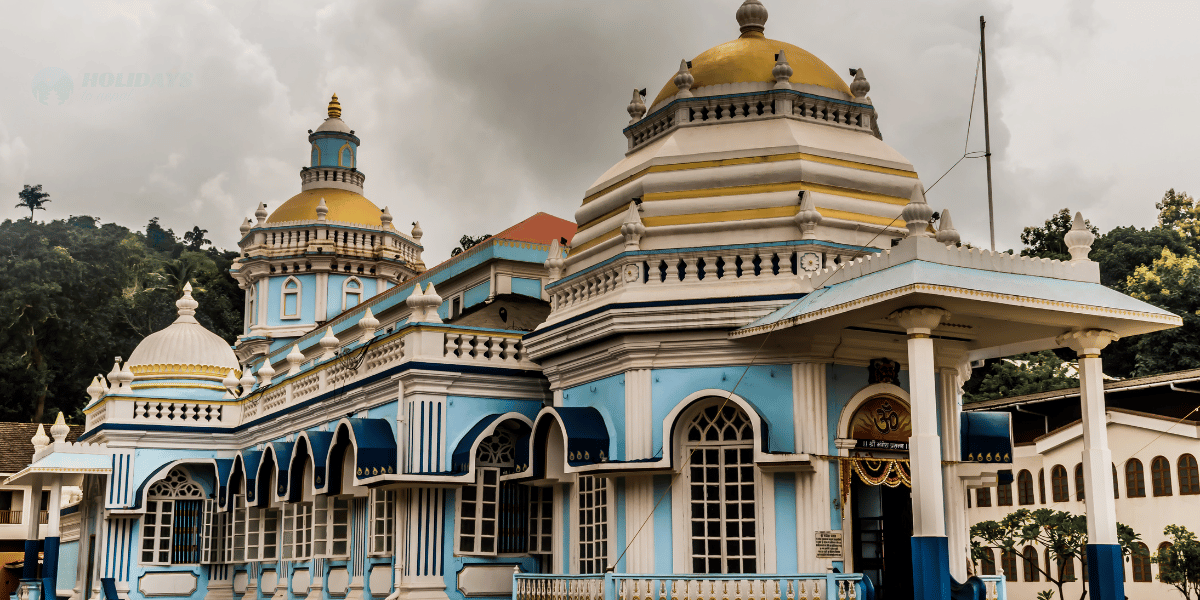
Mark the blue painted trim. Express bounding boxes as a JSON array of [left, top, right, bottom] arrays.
[[78, 360, 543, 441], [911, 536, 950, 600], [1086, 544, 1125, 600], [525, 293, 804, 340], [624, 88, 875, 134], [41, 536, 59, 600], [547, 240, 876, 291], [22, 539, 38, 579]]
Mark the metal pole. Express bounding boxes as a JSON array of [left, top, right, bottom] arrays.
[[980, 16, 997, 251]]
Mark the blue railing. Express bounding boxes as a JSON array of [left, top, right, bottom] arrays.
[[514, 572, 873, 600], [974, 575, 1007, 600]]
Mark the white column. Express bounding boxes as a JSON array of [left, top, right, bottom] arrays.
[[1058, 329, 1120, 544], [624, 369, 652, 460], [23, 476, 42, 542], [891, 307, 950, 538], [939, 368, 968, 581], [46, 475, 62, 536], [623, 476, 655, 573], [793, 362, 831, 572]]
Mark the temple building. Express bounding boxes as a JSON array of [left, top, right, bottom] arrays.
[[6, 3, 1182, 600]]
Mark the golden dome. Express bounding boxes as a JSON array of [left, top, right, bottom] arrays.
[[652, 32, 851, 107], [267, 188, 389, 228]]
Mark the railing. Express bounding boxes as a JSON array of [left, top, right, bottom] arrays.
[[975, 575, 1006, 600], [0, 510, 21, 525], [514, 573, 873, 600], [39, 511, 48, 524], [132, 401, 223, 423]]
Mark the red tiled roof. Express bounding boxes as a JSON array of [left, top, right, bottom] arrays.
[[493, 212, 576, 246]]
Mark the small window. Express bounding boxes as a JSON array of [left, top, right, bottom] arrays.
[[1023, 545, 1040, 582], [1112, 463, 1120, 499], [1038, 468, 1046, 504], [1132, 542, 1152, 582], [979, 549, 996, 575], [370, 489, 395, 556], [1002, 550, 1018, 582], [342, 277, 363, 311], [1126, 459, 1146, 498], [1179, 454, 1200, 495], [311, 144, 320, 165], [338, 144, 354, 167], [996, 481, 1013, 506], [577, 474, 609, 574], [975, 487, 991, 508], [1075, 463, 1085, 501], [1051, 465, 1069, 502], [1017, 470, 1035, 505], [1059, 555, 1076, 582], [1152, 456, 1173, 497], [528, 486, 554, 555], [282, 502, 313, 561], [281, 277, 301, 319]]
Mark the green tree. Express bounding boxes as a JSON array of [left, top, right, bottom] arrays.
[[145, 217, 179, 253], [971, 508, 1142, 600], [1123, 249, 1200, 375], [15, 184, 51, 220], [1155, 525, 1200, 599], [1020, 209, 1099, 261], [182, 226, 211, 251], [1156, 189, 1200, 240], [450, 233, 491, 257], [962, 351, 1078, 403]]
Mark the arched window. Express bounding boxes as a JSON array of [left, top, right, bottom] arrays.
[[1051, 465, 1069, 502], [1152, 456, 1173, 496], [685, 403, 757, 574], [1017, 470, 1035, 505], [311, 144, 320, 165], [338, 143, 354, 167], [458, 427, 522, 557], [142, 468, 205, 565], [281, 277, 301, 319], [342, 277, 362, 311], [1132, 542, 1153, 582], [997, 480, 1013, 506], [1038, 468, 1046, 504], [1112, 463, 1120, 499], [1179, 454, 1200, 495], [1023, 545, 1040, 582], [1126, 459, 1146, 497], [1059, 554, 1076, 582], [975, 487, 991, 508], [1002, 549, 1018, 582], [979, 549, 996, 575], [1075, 463, 1086, 501]]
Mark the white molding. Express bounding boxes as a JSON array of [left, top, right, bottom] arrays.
[[834, 382, 911, 440]]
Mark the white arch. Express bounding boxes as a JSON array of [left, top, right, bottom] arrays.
[[659, 389, 768, 464], [342, 276, 363, 311], [454, 412, 533, 476], [280, 275, 302, 319], [835, 382, 911, 442]]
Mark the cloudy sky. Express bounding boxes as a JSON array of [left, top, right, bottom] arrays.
[[4, 0, 1198, 261]]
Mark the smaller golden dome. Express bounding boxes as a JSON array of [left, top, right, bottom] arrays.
[[328, 94, 341, 119], [652, 33, 851, 107], [267, 188, 391, 228]]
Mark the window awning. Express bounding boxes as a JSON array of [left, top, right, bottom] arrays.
[[290, 430, 332, 498], [334, 418, 398, 485], [960, 411, 1013, 464], [514, 407, 611, 480], [239, 449, 264, 504], [267, 442, 293, 500]]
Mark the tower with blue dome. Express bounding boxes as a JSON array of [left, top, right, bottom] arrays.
[[230, 95, 426, 362]]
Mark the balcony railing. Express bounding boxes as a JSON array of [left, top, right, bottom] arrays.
[[975, 575, 1007, 600], [0, 510, 20, 525], [514, 573, 873, 600]]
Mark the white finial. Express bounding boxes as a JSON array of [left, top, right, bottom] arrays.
[[31, 425, 49, 452], [240, 218, 253, 236], [1065, 212, 1096, 262], [850, 68, 871, 101], [316, 198, 329, 221], [421, 284, 444, 324], [773, 50, 793, 89], [673, 60, 694, 98], [902, 183, 934, 238], [620, 201, 646, 251], [794, 191, 822, 239], [545, 238, 565, 282], [287, 345, 305, 375], [411, 221, 423, 243], [119, 360, 135, 386], [405, 285, 427, 322], [222, 370, 240, 399], [107, 357, 124, 389], [735, 0, 768, 36], [358, 307, 380, 341], [319, 327, 340, 361], [175, 282, 199, 323], [935, 209, 961, 246], [627, 89, 647, 123], [87, 376, 105, 403], [239, 369, 256, 397], [51, 412, 69, 443], [255, 202, 268, 224], [380, 206, 393, 228], [257, 361, 275, 386]]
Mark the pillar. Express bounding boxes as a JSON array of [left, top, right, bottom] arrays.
[[22, 474, 43, 582], [890, 307, 950, 600], [940, 367, 969, 582], [42, 476, 62, 600], [1058, 329, 1123, 600]]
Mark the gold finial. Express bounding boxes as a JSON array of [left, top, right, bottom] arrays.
[[328, 93, 341, 119]]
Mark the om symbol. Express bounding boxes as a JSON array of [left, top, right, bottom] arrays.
[[873, 401, 900, 435]]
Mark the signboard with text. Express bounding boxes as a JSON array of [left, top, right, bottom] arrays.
[[815, 531, 843, 560]]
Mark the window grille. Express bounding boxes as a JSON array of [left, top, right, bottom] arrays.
[[1178, 454, 1199, 495], [996, 481, 1013, 506], [140, 468, 204, 565], [1132, 543, 1152, 581], [231, 495, 246, 563], [1022, 546, 1039, 582], [458, 428, 525, 556], [975, 487, 990, 507], [577, 474, 608, 574], [1152, 456, 1173, 497], [200, 499, 224, 564], [685, 404, 756, 574], [1017, 470, 1034, 505], [1051, 465, 1069, 502], [527, 486, 554, 555], [370, 490, 395, 556], [1126, 459, 1146, 497]]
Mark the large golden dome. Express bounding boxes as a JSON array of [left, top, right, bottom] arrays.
[[651, 33, 851, 108], [267, 188, 389, 228]]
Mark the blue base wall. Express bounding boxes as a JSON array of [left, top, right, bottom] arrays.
[[1086, 544, 1125, 600]]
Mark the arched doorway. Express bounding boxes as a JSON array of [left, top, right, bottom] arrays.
[[844, 394, 913, 600]]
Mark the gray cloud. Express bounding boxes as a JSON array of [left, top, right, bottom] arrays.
[[4, 0, 1198, 261]]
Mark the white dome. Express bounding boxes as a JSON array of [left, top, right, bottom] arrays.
[[126, 284, 239, 378]]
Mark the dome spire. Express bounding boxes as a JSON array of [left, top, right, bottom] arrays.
[[328, 93, 341, 119], [736, 0, 768, 37], [175, 282, 199, 324]]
